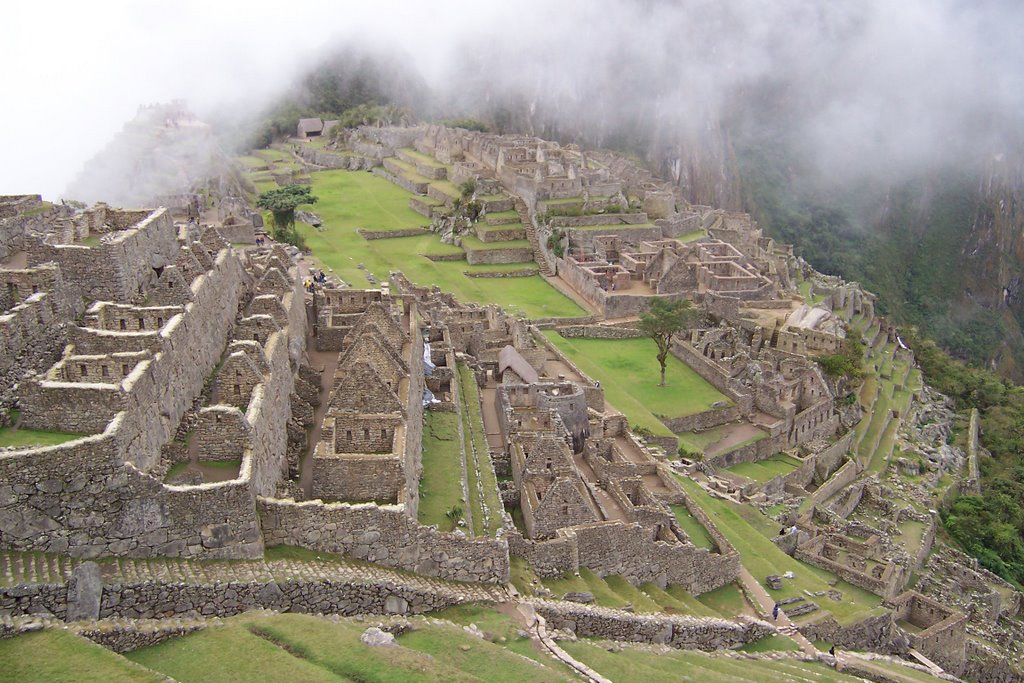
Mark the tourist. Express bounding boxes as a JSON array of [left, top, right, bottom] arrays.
[[772, 603, 779, 620]]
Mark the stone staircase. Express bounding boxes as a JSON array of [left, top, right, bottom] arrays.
[[515, 198, 554, 277]]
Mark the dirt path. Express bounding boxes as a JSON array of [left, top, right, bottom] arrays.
[[296, 258, 342, 498], [705, 422, 764, 458]]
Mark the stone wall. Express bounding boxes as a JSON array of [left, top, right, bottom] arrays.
[[808, 457, 861, 507], [0, 575, 467, 623], [558, 325, 645, 340], [464, 246, 534, 265], [71, 618, 211, 652], [0, 248, 283, 560], [28, 208, 179, 303], [0, 411, 263, 559], [659, 406, 740, 435], [532, 600, 774, 650], [258, 498, 510, 583], [506, 530, 578, 578], [566, 521, 739, 594], [312, 452, 404, 503], [797, 610, 899, 652]]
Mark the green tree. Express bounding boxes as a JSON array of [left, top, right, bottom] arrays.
[[256, 185, 318, 248], [638, 298, 697, 386]]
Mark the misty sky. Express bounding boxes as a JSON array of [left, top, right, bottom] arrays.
[[2, 0, 1021, 199]]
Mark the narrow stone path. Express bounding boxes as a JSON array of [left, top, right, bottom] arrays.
[[296, 257, 342, 497]]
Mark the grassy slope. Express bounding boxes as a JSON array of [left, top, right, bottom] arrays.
[[294, 170, 584, 319], [675, 475, 883, 624], [0, 427, 84, 448], [457, 363, 503, 537], [0, 630, 165, 683], [543, 333, 730, 435], [562, 640, 865, 683], [131, 613, 571, 683], [417, 411, 463, 530]]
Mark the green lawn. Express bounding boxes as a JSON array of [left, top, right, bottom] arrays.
[[677, 229, 707, 243], [132, 611, 563, 683], [671, 504, 716, 549], [128, 615, 342, 683], [417, 411, 464, 531], [398, 147, 447, 169], [726, 453, 803, 483], [562, 640, 866, 683], [674, 474, 883, 624], [292, 170, 584, 319], [0, 629, 165, 683], [0, 426, 84, 449], [543, 333, 730, 436], [460, 235, 531, 252]]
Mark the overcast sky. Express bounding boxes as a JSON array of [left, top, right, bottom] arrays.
[[2, 0, 1021, 199]]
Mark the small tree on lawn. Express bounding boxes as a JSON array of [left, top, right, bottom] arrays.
[[256, 185, 318, 248], [638, 298, 697, 387]]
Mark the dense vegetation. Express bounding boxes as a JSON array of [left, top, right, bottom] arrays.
[[735, 136, 1024, 583], [900, 329, 1024, 584], [256, 185, 317, 248]]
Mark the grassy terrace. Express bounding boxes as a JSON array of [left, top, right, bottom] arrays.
[[457, 363, 502, 537], [484, 209, 519, 223], [677, 229, 707, 243], [521, 562, 746, 620], [384, 156, 432, 184], [398, 147, 446, 168], [544, 333, 730, 436], [126, 611, 574, 683], [416, 411, 463, 531], [460, 235, 531, 252], [675, 475, 884, 624], [0, 422, 84, 449], [726, 453, 803, 483], [671, 504, 716, 549], [677, 424, 769, 458], [798, 279, 828, 305], [290, 170, 584, 319], [562, 640, 866, 683], [0, 629, 163, 683], [429, 179, 461, 199]]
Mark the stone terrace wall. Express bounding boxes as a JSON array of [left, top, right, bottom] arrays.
[[506, 530, 578, 579], [244, 329, 297, 496], [259, 498, 510, 583], [797, 610, 898, 652], [0, 576, 468, 623], [532, 600, 775, 650], [558, 325, 645, 340], [570, 521, 739, 594], [71, 618, 211, 653]]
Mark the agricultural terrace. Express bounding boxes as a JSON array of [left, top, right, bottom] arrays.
[[542, 332, 731, 436], [277, 169, 584, 319]]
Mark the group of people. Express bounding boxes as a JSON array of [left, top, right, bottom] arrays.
[[304, 270, 328, 293], [255, 234, 267, 247]]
